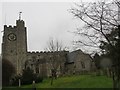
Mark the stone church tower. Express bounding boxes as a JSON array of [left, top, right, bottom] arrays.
[[2, 17, 27, 75]]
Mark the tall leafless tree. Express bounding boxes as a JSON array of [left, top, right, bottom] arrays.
[[70, 0, 120, 89], [45, 38, 66, 85], [70, 0, 119, 54]]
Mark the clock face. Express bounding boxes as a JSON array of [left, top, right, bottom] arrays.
[[8, 33, 16, 41]]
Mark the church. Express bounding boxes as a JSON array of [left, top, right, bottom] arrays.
[[1, 15, 94, 77]]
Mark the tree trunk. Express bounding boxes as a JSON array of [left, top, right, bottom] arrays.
[[112, 67, 120, 90], [51, 76, 53, 85]]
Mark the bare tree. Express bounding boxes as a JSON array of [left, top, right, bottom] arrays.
[[70, 0, 120, 89], [70, 0, 119, 54], [46, 38, 66, 52], [45, 38, 66, 85]]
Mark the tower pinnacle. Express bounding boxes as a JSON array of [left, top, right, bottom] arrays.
[[19, 12, 22, 20]]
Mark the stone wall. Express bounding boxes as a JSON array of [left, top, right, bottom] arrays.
[[65, 49, 93, 75], [26, 51, 68, 77]]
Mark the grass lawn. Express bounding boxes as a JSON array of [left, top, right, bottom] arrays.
[[3, 75, 113, 89]]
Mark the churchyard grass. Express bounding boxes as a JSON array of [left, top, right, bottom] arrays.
[[3, 75, 113, 89]]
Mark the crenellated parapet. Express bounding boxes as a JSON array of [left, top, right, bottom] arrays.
[[27, 50, 69, 64], [27, 50, 69, 56], [4, 25, 17, 30]]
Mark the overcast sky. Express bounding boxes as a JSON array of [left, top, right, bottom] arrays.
[[0, 0, 97, 54]]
